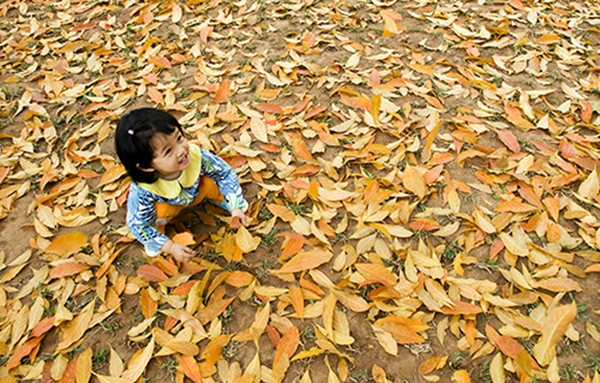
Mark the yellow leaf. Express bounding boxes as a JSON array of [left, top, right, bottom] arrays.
[[489, 353, 505, 383], [250, 117, 268, 143], [75, 348, 93, 383], [121, 338, 155, 381], [109, 346, 124, 377], [578, 169, 600, 200], [452, 370, 472, 383], [547, 356, 560, 383], [93, 373, 130, 383], [373, 316, 429, 344], [97, 164, 126, 187], [267, 203, 296, 223], [57, 299, 96, 351], [372, 326, 398, 356], [533, 303, 577, 366], [45, 231, 89, 257], [402, 166, 428, 199], [473, 210, 496, 234], [499, 231, 528, 256], [418, 355, 447, 375], [236, 226, 261, 253]]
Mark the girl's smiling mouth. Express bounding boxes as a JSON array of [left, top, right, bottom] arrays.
[[179, 153, 190, 167]]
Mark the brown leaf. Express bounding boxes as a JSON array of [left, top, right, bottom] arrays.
[[137, 265, 169, 282], [49, 261, 89, 279]]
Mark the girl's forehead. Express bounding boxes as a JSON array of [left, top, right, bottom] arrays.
[[150, 130, 179, 148]]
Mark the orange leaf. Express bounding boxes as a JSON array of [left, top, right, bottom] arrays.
[[152, 257, 179, 277], [495, 198, 536, 213], [31, 316, 55, 338], [293, 140, 314, 162], [373, 316, 429, 344], [289, 285, 304, 317], [137, 265, 168, 282], [486, 324, 540, 369], [536, 277, 582, 292], [255, 102, 283, 114], [441, 301, 482, 315], [273, 248, 333, 274], [509, 0, 524, 10], [452, 370, 472, 383], [408, 63, 435, 76], [140, 288, 158, 319], [200, 26, 213, 43], [0, 167, 10, 184], [225, 271, 255, 287], [580, 101, 593, 123], [424, 95, 444, 109], [274, 326, 300, 363], [6, 337, 42, 370], [355, 263, 398, 287], [409, 218, 440, 232], [267, 203, 296, 223], [71, 23, 96, 32], [172, 231, 195, 246], [215, 80, 231, 103], [147, 87, 164, 105], [45, 231, 88, 257], [96, 246, 127, 279], [505, 104, 535, 131], [278, 232, 306, 262], [57, 300, 96, 351], [178, 355, 203, 383], [49, 261, 89, 279], [292, 164, 320, 177], [536, 34, 560, 45], [201, 334, 231, 366], [97, 165, 126, 188], [496, 129, 521, 153]]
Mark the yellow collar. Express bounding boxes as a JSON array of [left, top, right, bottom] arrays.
[[137, 144, 202, 199]]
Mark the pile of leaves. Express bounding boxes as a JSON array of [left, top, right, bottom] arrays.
[[0, 0, 599, 382]]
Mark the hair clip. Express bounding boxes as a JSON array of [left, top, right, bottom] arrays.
[[128, 129, 134, 135]]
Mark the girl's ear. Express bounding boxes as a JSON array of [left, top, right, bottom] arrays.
[[136, 164, 155, 173]]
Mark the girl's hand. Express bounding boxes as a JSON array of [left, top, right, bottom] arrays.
[[230, 209, 247, 228], [162, 240, 196, 263]]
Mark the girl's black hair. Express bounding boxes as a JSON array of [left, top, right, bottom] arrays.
[[115, 108, 184, 183]]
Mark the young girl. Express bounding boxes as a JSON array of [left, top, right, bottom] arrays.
[[115, 108, 248, 263]]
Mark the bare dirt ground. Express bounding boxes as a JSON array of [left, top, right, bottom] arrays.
[[0, 0, 600, 382]]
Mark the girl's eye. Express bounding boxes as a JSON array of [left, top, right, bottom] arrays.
[[177, 135, 183, 141], [165, 148, 171, 155]]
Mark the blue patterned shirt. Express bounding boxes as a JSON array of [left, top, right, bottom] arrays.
[[126, 145, 248, 256]]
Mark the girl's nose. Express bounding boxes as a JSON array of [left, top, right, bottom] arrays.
[[178, 144, 188, 158]]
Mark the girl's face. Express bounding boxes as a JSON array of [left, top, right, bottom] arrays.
[[147, 130, 190, 180]]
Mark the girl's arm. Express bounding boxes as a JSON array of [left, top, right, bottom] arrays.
[[126, 183, 170, 257], [200, 149, 249, 213]]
